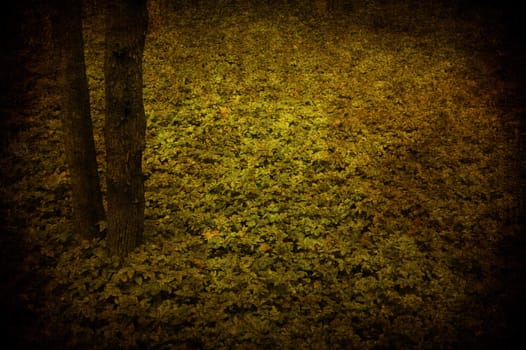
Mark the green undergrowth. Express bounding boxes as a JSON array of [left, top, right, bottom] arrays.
[[5, 1, 524, 349]]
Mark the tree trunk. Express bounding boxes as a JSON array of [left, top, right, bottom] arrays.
[[147, 0, 163, 33], [104, 0, 148, 257], [53, 0, 105, 239]]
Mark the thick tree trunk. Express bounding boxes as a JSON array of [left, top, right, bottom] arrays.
[[104, 0, 148, 257], [54, 0, 105, 239]]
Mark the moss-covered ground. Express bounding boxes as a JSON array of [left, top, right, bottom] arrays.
[[2, 0, 525, 348]]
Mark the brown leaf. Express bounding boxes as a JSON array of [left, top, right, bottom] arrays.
[[218, 106, 229, 120]]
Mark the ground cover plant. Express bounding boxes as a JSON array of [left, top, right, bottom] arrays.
[[2, 0, 524, 349]]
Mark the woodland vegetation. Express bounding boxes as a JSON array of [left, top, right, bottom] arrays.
[[1, 0, 525, 348]]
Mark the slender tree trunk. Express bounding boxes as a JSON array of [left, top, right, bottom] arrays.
[[147, 0, 163, 33], [54, 0, 105, 239], [104, 0, 148, 257]]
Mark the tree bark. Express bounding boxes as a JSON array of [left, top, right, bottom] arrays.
[[104, 0, 148, 257], [54, 0, 105, 239], [147, 0, 163, 33]]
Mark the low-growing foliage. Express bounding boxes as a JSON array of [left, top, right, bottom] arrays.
[[4, 1, 524, 349]]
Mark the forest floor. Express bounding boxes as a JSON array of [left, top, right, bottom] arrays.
[[2, 0, 526, 349]]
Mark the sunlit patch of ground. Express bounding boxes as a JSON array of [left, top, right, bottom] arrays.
[[2, 1, 524, 348]]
